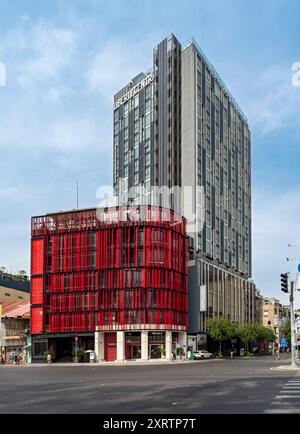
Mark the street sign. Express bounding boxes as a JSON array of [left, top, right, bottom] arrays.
[[298, 263, 300, 273], [280, 337, 288, 348]]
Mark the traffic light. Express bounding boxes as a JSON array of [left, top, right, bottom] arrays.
[[280, 273, 289, 293]]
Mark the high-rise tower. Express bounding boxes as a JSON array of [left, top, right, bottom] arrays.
[[113, 34, 255, 337]]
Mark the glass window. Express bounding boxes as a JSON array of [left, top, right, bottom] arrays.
[[145, 165, 150, 179], [145, 99, 152, 113], [134, 95, 139, 109], [145, 112, 152, 127], [145, 85, 152, 99], [114, 109, 119, 122], [145, 127, 151, 140], [134, 133, 139, 146], [124, 102, 129, 116]]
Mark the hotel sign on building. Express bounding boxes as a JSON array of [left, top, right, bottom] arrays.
[[114, 74, 154, 109]]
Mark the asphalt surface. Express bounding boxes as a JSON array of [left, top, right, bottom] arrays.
[[0, 355, 298, 414]]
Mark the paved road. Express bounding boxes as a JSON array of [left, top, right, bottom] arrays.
[[0, 355, 298, 414]]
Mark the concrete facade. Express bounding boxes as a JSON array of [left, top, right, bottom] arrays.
[[261, 297, 290, 338], [188, 258, 256, 333]]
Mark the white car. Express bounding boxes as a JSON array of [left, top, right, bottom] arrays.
[[193, 350, 214, 360]]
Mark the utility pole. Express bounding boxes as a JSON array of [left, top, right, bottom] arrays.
[[277, 318, 281, 360], [281, 272, 297, 368], [286, 245, 300, 367], [290, 279, 297, 368]]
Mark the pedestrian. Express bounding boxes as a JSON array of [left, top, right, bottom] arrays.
[[47, 353, 52, 364], [230, 350, 234, 359]]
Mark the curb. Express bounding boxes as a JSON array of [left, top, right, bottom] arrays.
[[0, 359, 224, 368], [271, 365, 300, 371]]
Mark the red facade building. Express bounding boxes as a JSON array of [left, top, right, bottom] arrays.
[[31, 206, 188, 362]]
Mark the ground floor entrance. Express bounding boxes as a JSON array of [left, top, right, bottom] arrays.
[[31, 330, 187, 363], [95, 329, 187, 362], [104, 332, 116, 361]]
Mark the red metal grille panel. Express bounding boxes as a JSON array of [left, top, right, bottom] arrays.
[[31, 277, 44, 305], [31, 206, 188, 335], [31, 306, 44, 334], [31, 239, 44, 275]]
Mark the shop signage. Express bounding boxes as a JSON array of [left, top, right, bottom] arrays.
[[114, 74, 154, 110]]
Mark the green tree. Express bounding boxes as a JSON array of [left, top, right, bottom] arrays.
[[237, 322, 259, 352], [256, 325, 276, 343], [205, 317, 235, 354], [17, 270, 28, 281]]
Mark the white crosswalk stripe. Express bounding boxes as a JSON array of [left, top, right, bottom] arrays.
[[264, 374, 300, 414]]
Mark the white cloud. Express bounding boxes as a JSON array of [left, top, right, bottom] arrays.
[[230, 62, 300, 135], [0, 107, 106, 152], [85, 38, 153, 101], [0, 184, 30, 201], [252, 186, 300, 302], [17, 21, 78, 87], [44, 86, 65, 104]]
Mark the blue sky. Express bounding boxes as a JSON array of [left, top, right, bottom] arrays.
[[0, 0, 299, 302]]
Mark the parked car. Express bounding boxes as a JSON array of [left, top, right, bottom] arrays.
[[193, 350, 214, 360]]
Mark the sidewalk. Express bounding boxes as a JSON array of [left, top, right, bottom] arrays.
[[271, 363, 300, 371], [1, 359, 224, 367]]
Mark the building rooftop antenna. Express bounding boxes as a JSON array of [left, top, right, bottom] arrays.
[[76, 181, 79, 210]]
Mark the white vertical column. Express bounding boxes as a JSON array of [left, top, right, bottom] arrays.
[[94, 331, 104, 362], [141, 330, 148, 360], [178, 331, 187, 356], [165, 331, 172, 360], [116, 331, 125, 361]]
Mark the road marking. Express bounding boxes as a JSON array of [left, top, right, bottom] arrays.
[[265, 409, 300, 414], [271, 401, 300, 405], [280, 390, 300, 393], [283, 386, 300, 389], [264, 374, 300, 414]]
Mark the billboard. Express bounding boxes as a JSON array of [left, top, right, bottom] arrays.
[[200, 285, 207, 312]]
